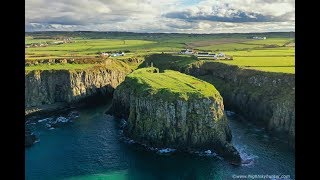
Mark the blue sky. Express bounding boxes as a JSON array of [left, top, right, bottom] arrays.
[[25, 0, 295, 33]]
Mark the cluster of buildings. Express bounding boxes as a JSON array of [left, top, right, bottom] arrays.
[[100, 52, 125, 57], [179, 49, 231, 60], [196, 52, 225, 58], [25, 38, 74, 48], [252, 36, 267, 40], [179, 49, 194, 55]]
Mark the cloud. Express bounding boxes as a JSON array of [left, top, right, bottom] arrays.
[[164, 0, 294, 23], [25, 0, 294, 33], [165, 11, 276, 23]]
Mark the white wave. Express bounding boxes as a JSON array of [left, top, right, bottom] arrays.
[[55, 116, 69, 123], [49, 127, 55, 130], [148, 147, 158, 151], [38, 118, 53, 123], [194, 149, 220, 158], [158, 148, 176, 154]]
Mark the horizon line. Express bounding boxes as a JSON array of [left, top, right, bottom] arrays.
[[25, 30, 295, 35]]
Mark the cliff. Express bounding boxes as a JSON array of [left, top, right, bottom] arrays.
[[110, 68, 241, 165], [185, 62, 295, 147], [142, 54, 295, 148], [25, 61, 132, 111]]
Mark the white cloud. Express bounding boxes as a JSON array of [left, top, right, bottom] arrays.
[[25, 0, 295, 33], [198, 22, 211, 30]]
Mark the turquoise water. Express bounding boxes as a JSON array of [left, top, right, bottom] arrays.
[[25, 103, 295, 180]]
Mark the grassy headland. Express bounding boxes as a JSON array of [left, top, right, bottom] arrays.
[[119, 67, 220, 101]]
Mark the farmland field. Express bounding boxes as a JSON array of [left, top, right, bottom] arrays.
[[25, 39, 156, 60], [25, 32, 295, 74], [25, 63, 96, 71], [216, 47, 295, 74]]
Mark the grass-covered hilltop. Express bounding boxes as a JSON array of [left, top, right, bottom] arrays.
[[110, 68, 241, 165], [118, 67, 220, 101]]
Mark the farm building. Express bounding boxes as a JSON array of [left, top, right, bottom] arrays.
[[196, 52, 217, 59], [217, 52, 225, 57], [111, 52, 125, 57], [179, 49, 194, 54], [252, 36, 267, 40], [53, 41, 64, 44], [100, 52, 109, 57]]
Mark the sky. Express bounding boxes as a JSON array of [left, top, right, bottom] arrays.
[[25, 0, 295, 33]]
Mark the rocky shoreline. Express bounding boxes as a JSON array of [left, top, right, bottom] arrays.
[[25, 110, 81, 148]]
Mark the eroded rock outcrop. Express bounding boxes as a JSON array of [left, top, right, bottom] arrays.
[[25, 64, 131, 109], [110, 68, 241, 165], [184, 62, 295, 147]]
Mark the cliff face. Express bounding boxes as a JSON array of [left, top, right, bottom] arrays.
[[113, 91, 231, 147], [184, 62, 295, 147], [110, 68, 241, 164], [25, 66, 130, 108]]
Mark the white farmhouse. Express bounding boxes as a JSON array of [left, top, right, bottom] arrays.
[[100, 52, 109, 57], [180, 49, 194, 55], [111, 52, 125, 57], [196, 52, 217, 59], [253, 36, 267, 40], [217, 52, 225, 57]]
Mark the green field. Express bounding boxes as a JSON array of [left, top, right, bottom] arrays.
[[25, 32, 295, 74], [216, 48, 295, 73], [25, 36, 57, 44], [25, 63, 96, 71], [26, 39, 156, 60]]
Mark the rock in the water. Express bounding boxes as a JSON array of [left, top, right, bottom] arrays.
[[110, 67, 241, 165], [25, 129, 37, 147]]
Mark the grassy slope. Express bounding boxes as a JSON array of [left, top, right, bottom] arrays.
[[25, 64, 96, 71], [25, 59, 133, 73], [122, 67, 220, 101]]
